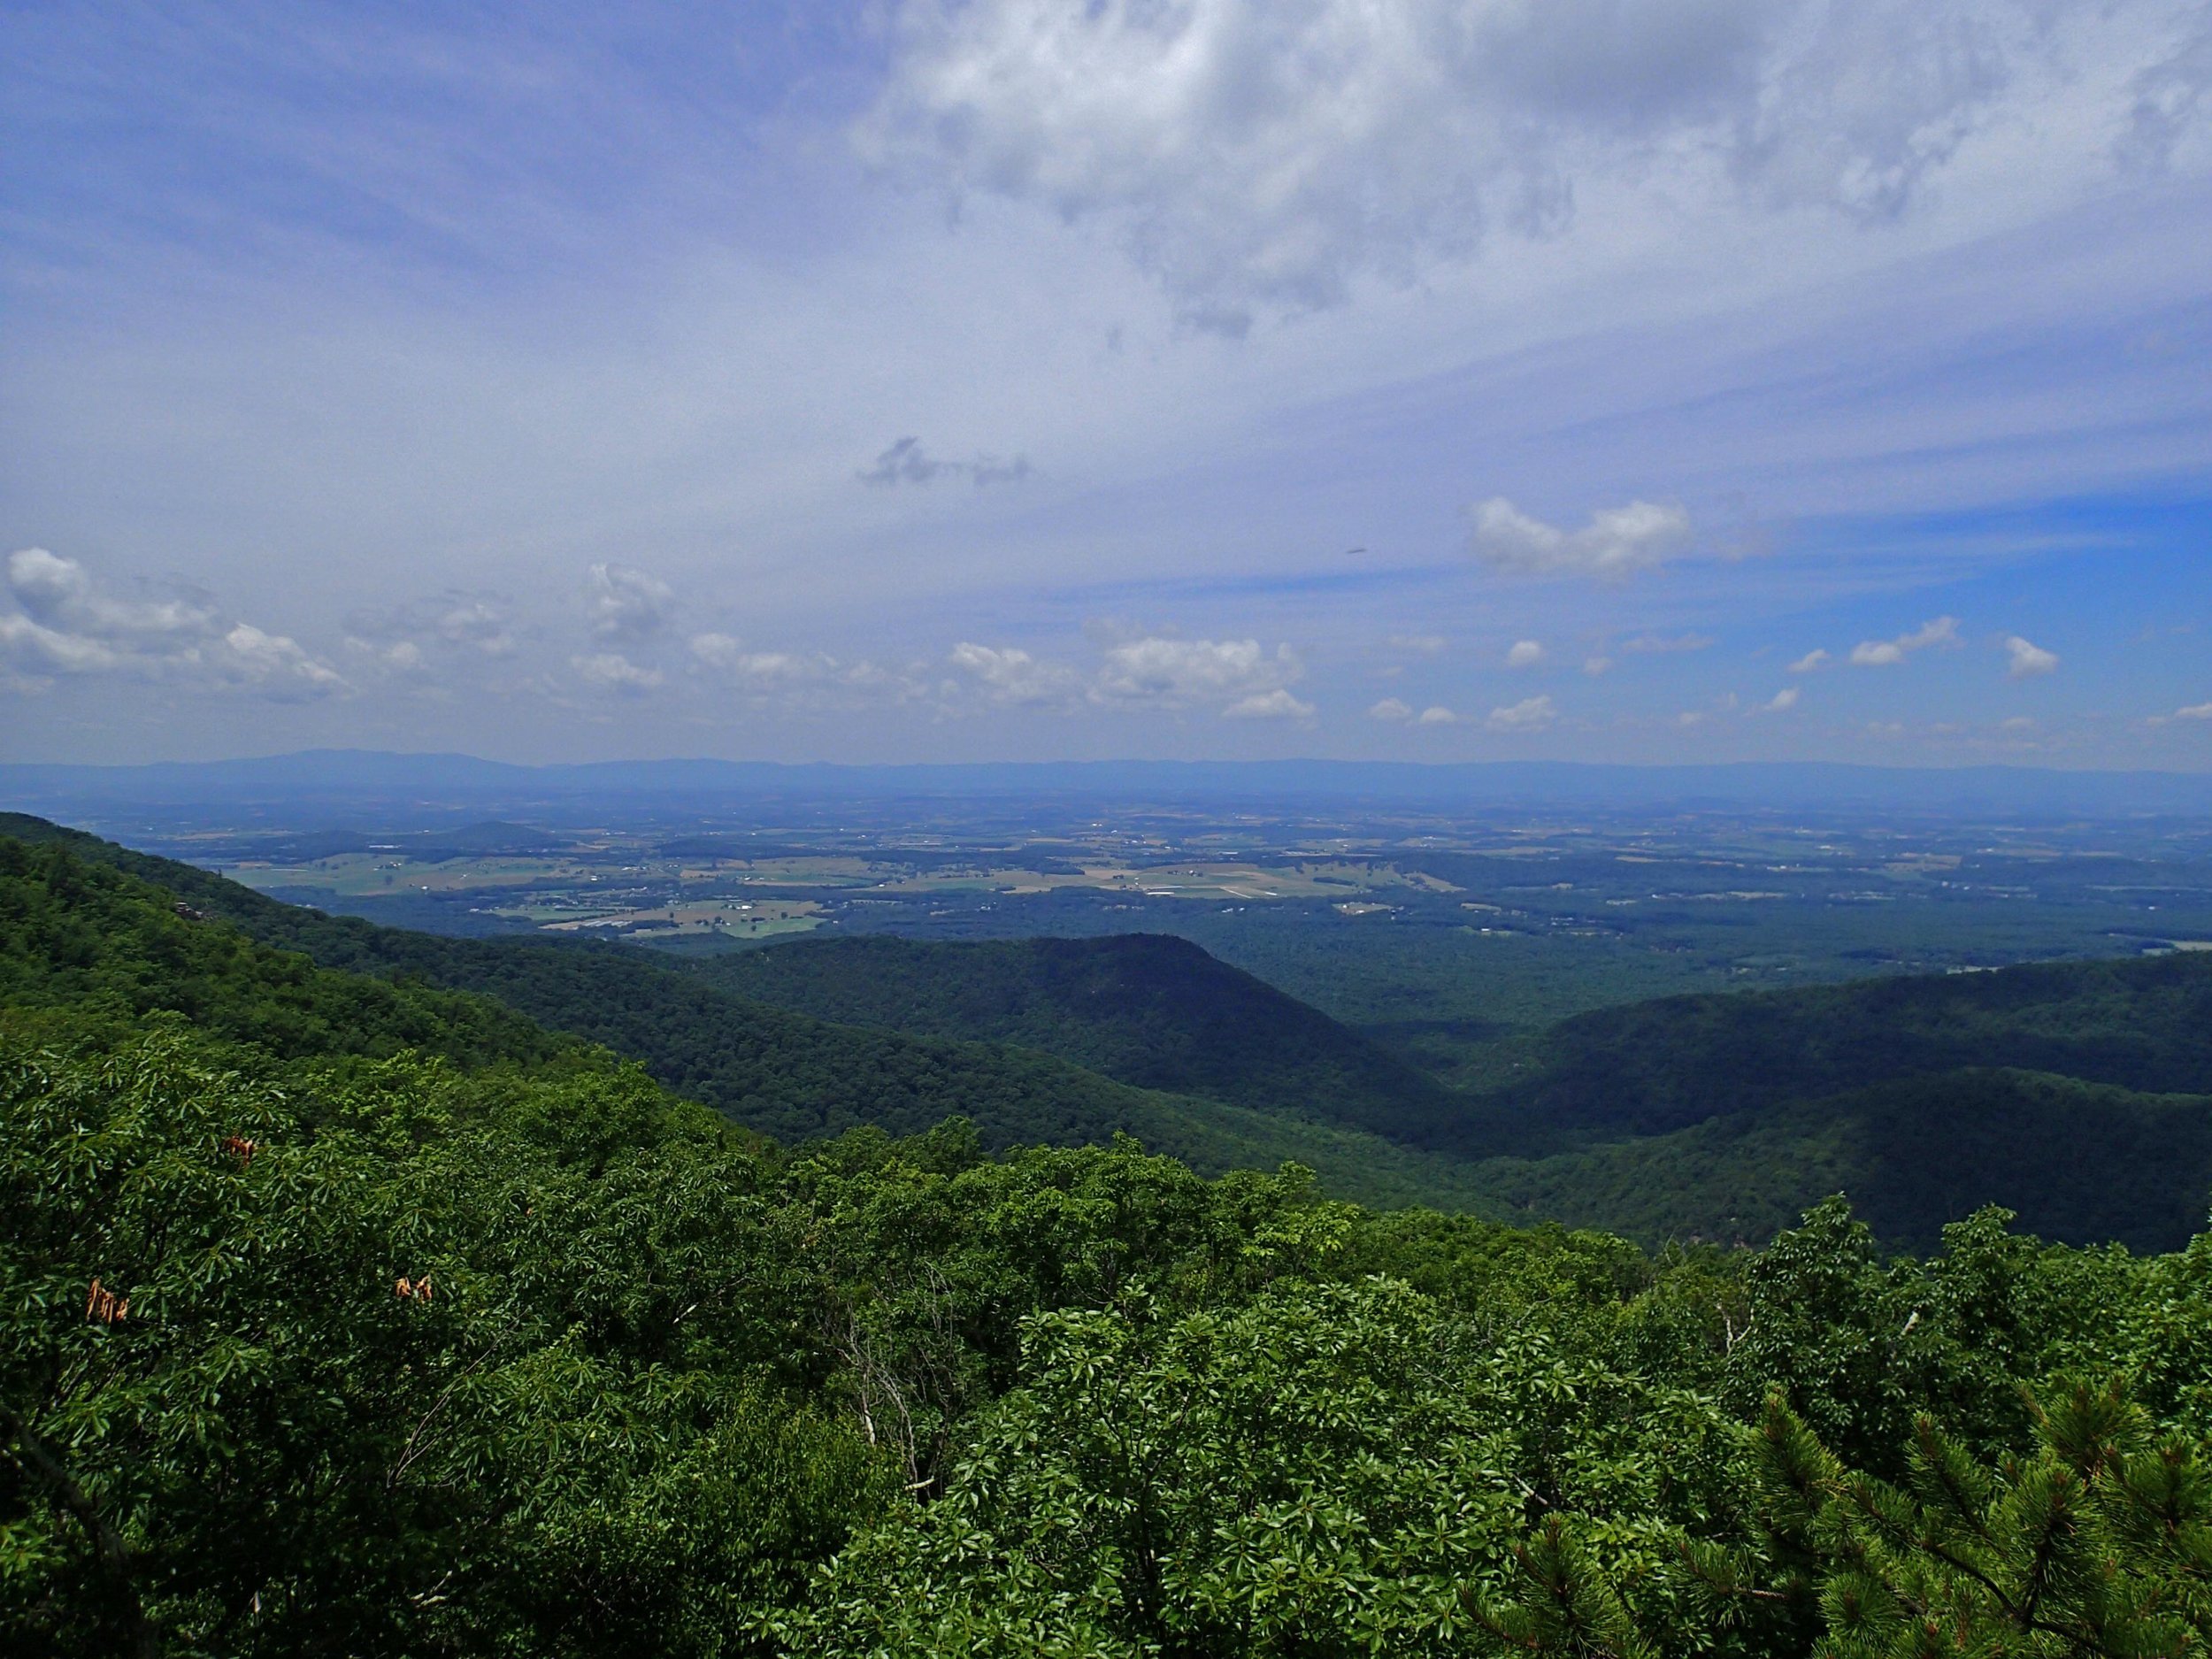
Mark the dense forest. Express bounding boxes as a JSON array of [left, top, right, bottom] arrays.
[[4, 818, 2211, 1654]]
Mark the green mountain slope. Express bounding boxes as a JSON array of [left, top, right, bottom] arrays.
[[1468, 1068, 2212, 1253], [1456, 952, 2212, 1156], [0, 832, 570, 1068], [0, 817, 1496, 1209], [689, 932, 1463, 1141]]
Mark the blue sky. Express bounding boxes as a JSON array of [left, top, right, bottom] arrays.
[[3, 0, 2208, 766]]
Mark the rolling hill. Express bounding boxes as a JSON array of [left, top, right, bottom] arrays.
[[0, 817, 1498, 1210], [1458, 953, 2212, 1156], [688, 932, 1464, 1141]]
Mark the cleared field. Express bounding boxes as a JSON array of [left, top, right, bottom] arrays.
[[529, 898, 822, 939]]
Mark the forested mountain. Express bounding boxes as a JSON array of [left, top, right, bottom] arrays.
[[1471, 1069, 2212, 1254], [4, 826, 2208, 1655], [0, 821, 1494, 1210], [9, 812, 2212, 1248], [691, 931, 1462, 1140], [1464, 953, 2212, 1155]]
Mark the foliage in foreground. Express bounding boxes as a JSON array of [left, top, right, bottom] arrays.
[[4, 1012, 2209, 1656]]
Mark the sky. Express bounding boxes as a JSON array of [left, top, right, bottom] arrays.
[[3, 0, 2210, 768]]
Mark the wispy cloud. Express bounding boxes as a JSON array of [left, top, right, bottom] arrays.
[[859, 437, 1032, 488]]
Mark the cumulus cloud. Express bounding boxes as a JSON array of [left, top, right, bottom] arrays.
[[862, 0, 2154, 326], [1368, 696, 1415, 721], [1486, 694, 1557, 732], [1504, 639, 1547, 668], [9, 547, 213, 641], [214, 624, 347, 696], [859, 436, 1033, 488], [1850, 617, 1959, 666], [1, 548, 343, 696], [1583, 656, 1612, 676], [584, 564, 674, 644], [2176, 700, 2212, 720], [1417, 705, 1462, 726], [2003, 634, 2060, 677], [1470, 498, 1694, 580], [1765, 686, 1801, 710], [1788, 649, 1832, 673], [1092, 635, 1303, 711], [948, 641, 1082, 706], [572, 652, 664, 693], [1223, 687, 1316, 719]]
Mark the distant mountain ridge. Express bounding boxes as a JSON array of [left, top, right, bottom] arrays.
[[6, 749, 2212, 815]]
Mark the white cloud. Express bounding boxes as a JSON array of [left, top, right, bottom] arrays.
[[688, 634, 833, 687], [1223, 687, 1316, 719], [1091, 635, 1303, 709], [433, 597, 516, 656], [948, 641, 1082, 706], [1788, 649, 1831, 673], [864, 0, 2157, 327], [1486, 694, 1557, 732], [1765, 686, 1801, 711], [572, 652, 664, 693], [213, 623, 347, 697], [1850, 616, 1959, 666], [584, 564, 674, 644], [0, 612, 123, 675], [1368, 696, 1415, 721], [1417, 705, 1462, 726], [9, 547, 213, 641], [2, 548, 342, 696], [1470, 498, 1694, 580], [2003, 634, 2059, 677], [2176, 701, 2212, 720], [1582, 656, 1612, 676], [1505, 638, 1547, 668]]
